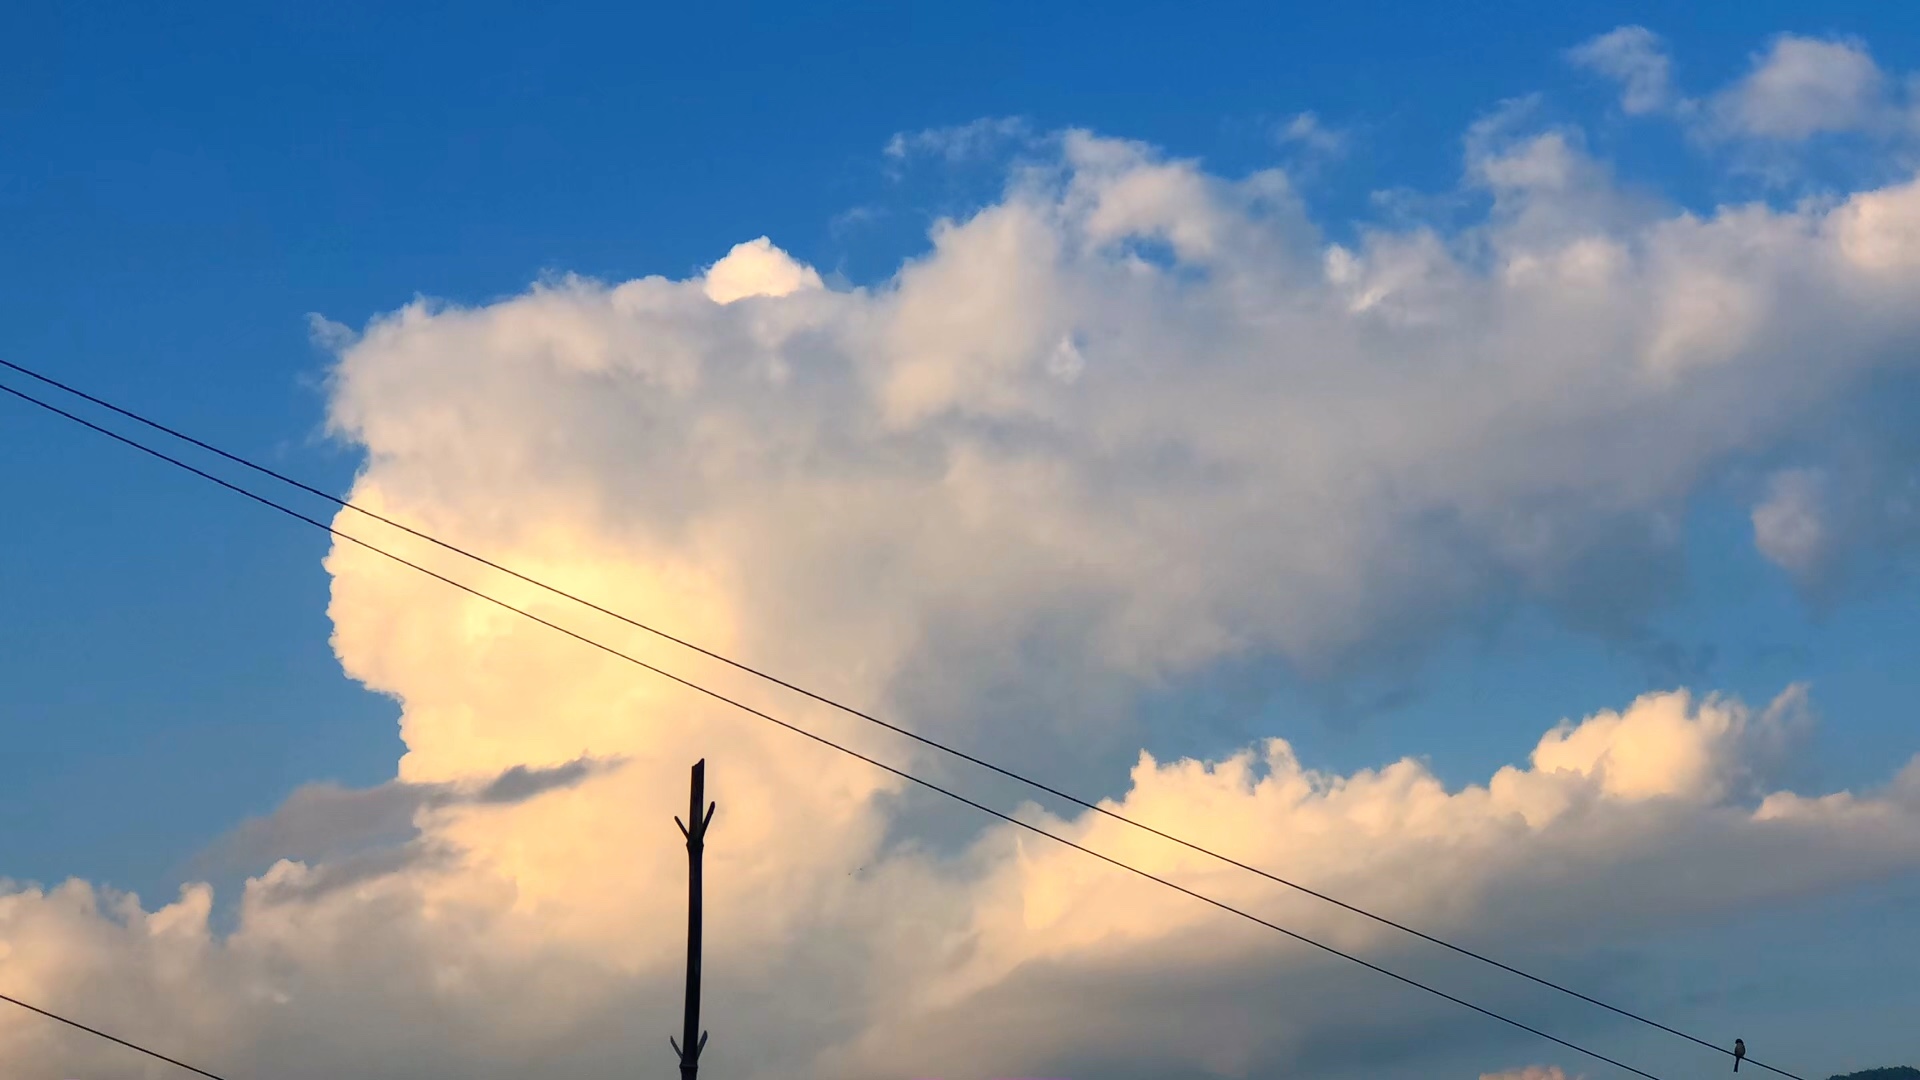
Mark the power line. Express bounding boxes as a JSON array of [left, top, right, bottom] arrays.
[[0, 991, 233, 1080], [0, 358, 1802, 1079], [0, 377, 1673, 1080], [0, 367, 1739, 1080], [0, 359, 1797, 1078]]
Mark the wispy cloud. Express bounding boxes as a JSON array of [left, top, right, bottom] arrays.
[[196, 756, 620, 873], [883, 115, 1033, 164]]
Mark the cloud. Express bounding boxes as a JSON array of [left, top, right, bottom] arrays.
[[1753, 468, 1832, 577], [1569, 26, 1920, 168], [197, 757, 620, 874], [823, 687, 1914, 1079], [306, 312, 358, 352], [1710, 35, 1887, 141], [1752, 453, 1920, 601], [1569, 26, 1674, 115], [1278, 111, 1348, 157], [884, 116, 1033, 164], [12, 73, 1920, 1079], [339, 113, 1920, 698], [1482, 1068, 1576, 1080], [701, 237, 824, 304], [6, 684, 1918, 1080]]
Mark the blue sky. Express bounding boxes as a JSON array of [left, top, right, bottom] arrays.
[[5, 4, 1920, 1079]]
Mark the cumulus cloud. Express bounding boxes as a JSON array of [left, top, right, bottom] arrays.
[[702, 237, 825, 305], [340, 119, 1920, 695], [825, 686, 1914, 1079], [11, 71, 1920, 1080], [8, 686, 1913, 1080]]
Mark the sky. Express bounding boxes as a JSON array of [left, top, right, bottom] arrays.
[[3, 3, 1920, 1079]]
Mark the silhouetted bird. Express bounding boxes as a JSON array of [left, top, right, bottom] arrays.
[[1734, 1039, 1746, 1072]]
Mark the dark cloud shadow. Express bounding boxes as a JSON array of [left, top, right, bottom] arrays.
[[188, 755, 623, 880]]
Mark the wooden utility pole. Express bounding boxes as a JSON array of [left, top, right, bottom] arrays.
[[671, 760, 714, 1080]]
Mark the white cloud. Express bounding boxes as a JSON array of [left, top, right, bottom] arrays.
[[702, 236, 824, 304], [12, 86, 1920, 1079], [1569, 26, 1674, 115], [326, 117, 1920, 697], [1833, 170, 1920, 269], [1711, 35, 1887, 140], [829, 687, 1913, 1078]]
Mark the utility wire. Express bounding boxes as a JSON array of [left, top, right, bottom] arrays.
[[0, 991, 233, 1080], [0, 357, 1802, 1079], [0, 377, 1672, 1079], [0, 366, 1758, 1080]]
